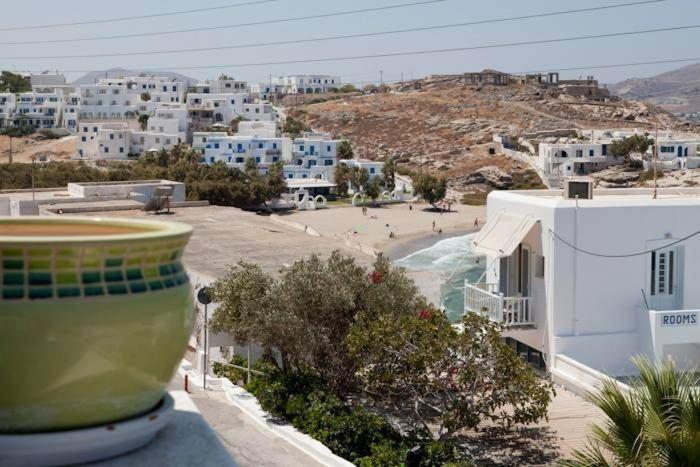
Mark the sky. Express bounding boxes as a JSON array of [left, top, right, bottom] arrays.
[[0, 0, 698, 85]]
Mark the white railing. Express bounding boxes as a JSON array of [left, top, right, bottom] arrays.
[[464, 281, 535, 327]]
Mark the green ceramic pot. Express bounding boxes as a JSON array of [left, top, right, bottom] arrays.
[[0, 217, 194, 433]]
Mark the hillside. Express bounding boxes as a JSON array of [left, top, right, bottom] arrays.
[[289, 75, 694, 193], [72, 68, 198, 86], [609, 63, 700, 114]]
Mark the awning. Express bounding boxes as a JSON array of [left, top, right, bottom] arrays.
[[471, 211, 539, 257]]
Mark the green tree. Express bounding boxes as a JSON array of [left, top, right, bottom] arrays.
[[338, 84, 359, 93], [265, 161, 287, 202], [229, 116, 246, 134], [348, 310, 554, 441], [415, 174, 447, 209], [383, 159, 396, 192], [140, 92, 151, 102], [563, 357, 700, 467], [0, 71, 31, 93], [364, 177, 382, 206], [350, 167, 370, 193], [337, 140, 354, 160], [334, 163, 351, 197], [137, 113, 149, 131], [283, 115, 309, 137], [610, 135, 653, 161]]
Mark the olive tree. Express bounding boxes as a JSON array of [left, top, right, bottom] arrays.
[[348, 310, 554, 441], [415, 174, 447, 209]]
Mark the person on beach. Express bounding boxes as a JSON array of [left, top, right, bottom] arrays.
[[409, 204, 413, 211], [474, 217, 480, 229], [432, 220, 436, 231]]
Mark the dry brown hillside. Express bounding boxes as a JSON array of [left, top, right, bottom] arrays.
[[0, 134, 76, 163], [288, 75, 697, 191]]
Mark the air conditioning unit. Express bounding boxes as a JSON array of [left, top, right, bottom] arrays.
[[564, 179, 594, 200]]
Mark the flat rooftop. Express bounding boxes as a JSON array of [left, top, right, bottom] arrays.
[[0, 188, 73, 202], [498, 187, 700, 208]]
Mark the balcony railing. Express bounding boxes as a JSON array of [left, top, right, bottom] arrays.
[[464, 281, 535, 327]]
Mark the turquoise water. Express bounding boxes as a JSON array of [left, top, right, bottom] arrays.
[[394, 233, 485, 322]]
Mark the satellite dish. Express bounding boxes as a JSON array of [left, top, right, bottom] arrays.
[[197, 287, 212, 305]]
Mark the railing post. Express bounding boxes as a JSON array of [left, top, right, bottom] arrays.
[[498, 293, 505, 324]]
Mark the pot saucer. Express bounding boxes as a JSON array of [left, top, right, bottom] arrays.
[[0, 393, 174, 467]]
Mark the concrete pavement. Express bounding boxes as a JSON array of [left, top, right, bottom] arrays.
[[170, 375, 323, 467]]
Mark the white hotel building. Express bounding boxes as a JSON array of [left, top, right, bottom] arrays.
[[196, 130, 340, 182], [467, 183, 700, 394], [274, 75, 341, 94], [79, 76, 183, 120]]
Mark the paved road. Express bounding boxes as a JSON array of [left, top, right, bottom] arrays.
[[170, 376, 323, 467]]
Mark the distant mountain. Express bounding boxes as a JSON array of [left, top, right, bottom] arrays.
[[71, 68, 199, 86], [609, 63, 700, 114]]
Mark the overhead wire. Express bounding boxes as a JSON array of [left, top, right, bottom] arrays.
[[549, 228, 700, 258], [19, 24, 700, 73], [0, 0, 448, 45], [0, 0, 279, 31], [2, 3, 677, 61]]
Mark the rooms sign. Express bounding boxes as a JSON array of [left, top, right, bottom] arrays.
[[661, 312, 699, 327]]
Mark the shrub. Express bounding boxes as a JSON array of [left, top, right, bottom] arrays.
[[211, 355, 247, 384]]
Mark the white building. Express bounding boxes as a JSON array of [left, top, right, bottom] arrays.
[[61, 92, 81, 132], [78, 76, 183, 120], [250, 82, 286, 101], [340, 159, 385, 179], [193, 77, 248, 94], [274, 75, 341, 94], [200, 134, 289, 168], [539, 130, 700, 178], [0, 93, 16, 128], [237, 120, 278, 138], [285, 133, 339, 181], [76, 118, 181, 160], [466, 184, 700, 394], [14, 90, 64, 129], [538, 140, 618, 178]]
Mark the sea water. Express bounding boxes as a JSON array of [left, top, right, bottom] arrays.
[[394, 233, 485, 322]]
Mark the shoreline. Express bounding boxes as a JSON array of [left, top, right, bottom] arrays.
[[380, 227, 478, 308], [380, 226, 477, 261]]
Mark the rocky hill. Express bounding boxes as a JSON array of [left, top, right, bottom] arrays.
[[288, 75, 695, 194], [609, 64, 700, 114]]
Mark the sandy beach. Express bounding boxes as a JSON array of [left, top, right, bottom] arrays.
[[284, 202, 485, 256]]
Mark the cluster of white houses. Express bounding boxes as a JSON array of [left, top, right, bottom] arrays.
[[192, 123, 383, 188], [1, 73, 342, 158], [537, 129, 700, 178]]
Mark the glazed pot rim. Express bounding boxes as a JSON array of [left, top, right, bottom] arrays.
[[0, 216, 192, 245]]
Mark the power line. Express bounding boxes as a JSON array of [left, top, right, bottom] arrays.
[[2, 1, 671, 61], [0, 0, 448, 46], [549, 228, 700, 258], [22, 25, 700, 73], [514, 57, 700, 74], [0, 0, 278, 32]]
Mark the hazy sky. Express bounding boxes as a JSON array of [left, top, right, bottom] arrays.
[[0, 0, 698, 85]]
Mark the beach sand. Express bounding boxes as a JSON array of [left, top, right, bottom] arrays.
[[284, 202, 485, 255]]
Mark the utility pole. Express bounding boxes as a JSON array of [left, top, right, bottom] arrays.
[[8, 133, 12, 164], [380, 70, 384, 86], [653, 126, 658, 199]]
